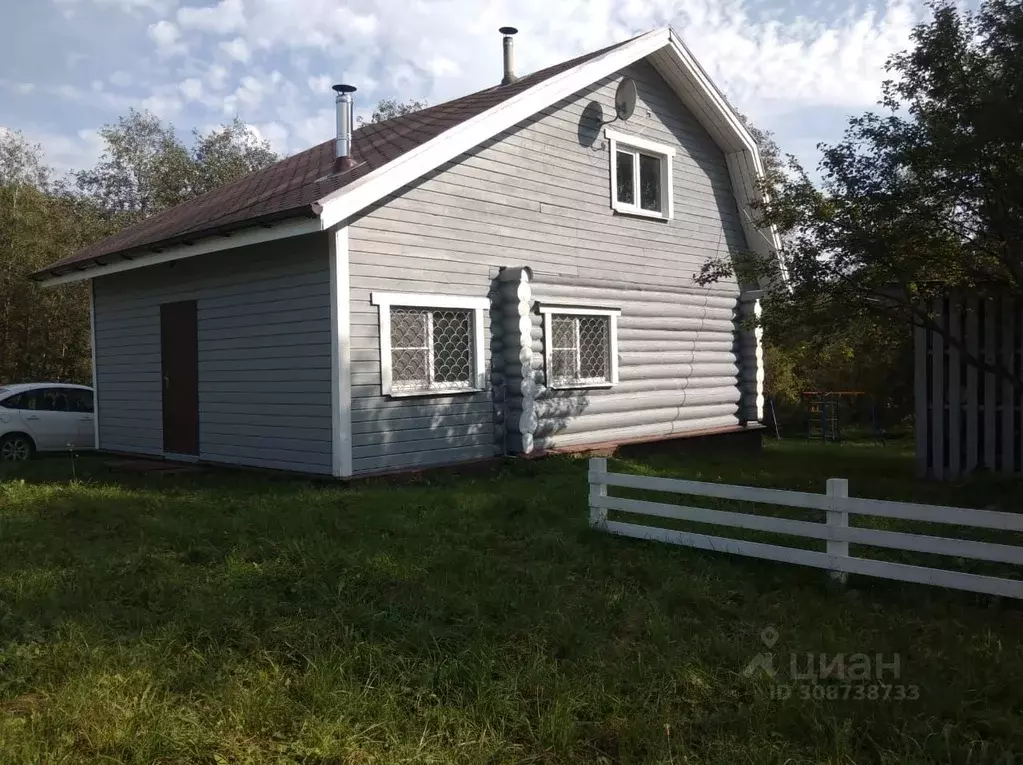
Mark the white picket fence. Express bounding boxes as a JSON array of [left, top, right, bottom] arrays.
[[588, 458, 1023, 599]]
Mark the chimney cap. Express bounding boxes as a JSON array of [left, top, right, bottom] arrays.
[[332, 83, 357, 94], [499, 26, 518, 35]]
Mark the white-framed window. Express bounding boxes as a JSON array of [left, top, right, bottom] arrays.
[[371, 292, 489, 397], [539, 304, 620, 389], [606, 128, 675, 220]]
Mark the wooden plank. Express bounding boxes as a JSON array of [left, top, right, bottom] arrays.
[[595, 494, 1023, 564], [602, 520, 1023, 599], [948, 297, 962, 478], [589, 469, 832, 510], [965, 295, 979, 471], [932, 297, 945, 480], [837, 494, 1023, 531], [1003, 296, 1016, 474], [985, 297, 998, 469], [589, 457, 608, 527], [915, 320, 929, 477], [595, 467, 1023, 530]]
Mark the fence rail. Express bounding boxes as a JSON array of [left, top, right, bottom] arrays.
[[588, 458, 1023, 600]]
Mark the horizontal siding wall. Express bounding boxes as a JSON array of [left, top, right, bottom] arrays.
[[348, 59, 747, 473], [93, 233, 334, 473]]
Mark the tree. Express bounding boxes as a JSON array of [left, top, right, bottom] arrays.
[[75, 110, 279, 225], [703, 0, 1023, 391], [734, 109, 785, 196], [189, 118, 280, 197], [0, 131, 103, 383], [74, 109, 192, 226], [0, 111, 281, 384], [363, 98, 428, 124]]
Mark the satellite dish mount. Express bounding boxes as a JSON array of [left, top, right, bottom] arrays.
[[614, 77, 637, 121], [598, 77, 637, 127]]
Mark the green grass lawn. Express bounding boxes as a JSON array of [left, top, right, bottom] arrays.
[[1, 440, 1022, 764]]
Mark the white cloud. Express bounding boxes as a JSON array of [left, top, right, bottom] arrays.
[[23, 127, 106, 177], [140, 83, 183, 116], [203, 63, 230, 90], [307, 75, 331, 93], [219, 36, 250, 62], [179, 77, 204, 100], [147, 19, 186, 56], [177, 0, 245, 34], [426, 55, 460, 79], [251, 120, 289, 152], [55, 0, 177, 15], [12, 0, 928, 176]]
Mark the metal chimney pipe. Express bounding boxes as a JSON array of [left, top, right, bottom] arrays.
[[499, 27, 518, 85], [332, 83, 356, 161]]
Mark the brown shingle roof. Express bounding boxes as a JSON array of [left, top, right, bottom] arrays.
[[37, 36, 636, 280]]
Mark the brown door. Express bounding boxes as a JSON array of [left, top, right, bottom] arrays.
[[160, 300, 199, 455]]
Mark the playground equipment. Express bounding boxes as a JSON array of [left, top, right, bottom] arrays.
[[802, 391, 885, 443]]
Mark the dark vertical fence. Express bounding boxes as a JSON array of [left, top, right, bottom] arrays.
[[916, 294, 1021, 478]]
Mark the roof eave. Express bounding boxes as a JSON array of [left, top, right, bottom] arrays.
[[34, 207, 322, 286]]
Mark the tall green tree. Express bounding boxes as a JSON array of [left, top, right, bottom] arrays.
[[0, 131, 108, 383], [189, 118, 280, 197], [1, 111, 281, 383], [703, 0, 1023, 391], [75, 110, 279, 225], [363, 98, 428, 124]]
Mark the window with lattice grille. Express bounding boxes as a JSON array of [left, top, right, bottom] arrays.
[[371, 292, 489, 396], [540, 305, 621, 389]]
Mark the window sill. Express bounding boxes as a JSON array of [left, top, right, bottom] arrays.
[[385, 387, 485, 399], [611, 205, 670, 221], [549, 382, 615, 391]]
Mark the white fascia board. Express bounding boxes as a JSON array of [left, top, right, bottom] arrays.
[[328, 225, 353, 478], [662, 31, 782, 258], [604, 128, 676, 157], [370, 292, 491, 310], [37, 218, 322, 287], [316, 28, 672, 230], [666, 29, 760, 161], [537, 304, 622, 317]]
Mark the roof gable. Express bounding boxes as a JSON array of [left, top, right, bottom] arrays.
[[37, 28, 776, 285]]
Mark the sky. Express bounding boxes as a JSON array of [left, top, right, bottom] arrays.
[[0, 0, 932, 179]]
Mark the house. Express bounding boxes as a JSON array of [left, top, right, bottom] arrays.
[[34, 26, 776, 478]]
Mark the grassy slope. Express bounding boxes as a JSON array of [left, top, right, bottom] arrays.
[[0, 441, 1021, 764]]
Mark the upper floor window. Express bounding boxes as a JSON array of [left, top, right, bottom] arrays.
[[606, 128, 674, 221], [371, 292, 489, 397]]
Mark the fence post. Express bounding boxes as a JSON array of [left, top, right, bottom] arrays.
[[589, 457, 608, 529], [826, 478, 850, 584]]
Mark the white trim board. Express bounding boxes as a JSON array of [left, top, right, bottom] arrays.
[[329, 226, 353, 478], [89, 280, 99, 450], [370, 292, 489, 397], [541, 305, 620, 389], [606, 128, 675, 221]]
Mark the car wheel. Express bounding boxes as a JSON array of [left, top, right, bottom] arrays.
[[0, 433, 34, 462]]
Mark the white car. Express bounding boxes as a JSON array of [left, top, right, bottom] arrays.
[[0, 383, 95, 461]]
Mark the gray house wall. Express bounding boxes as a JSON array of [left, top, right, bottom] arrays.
[[92, 233, 334, 473], [348, 59, 750, 474]]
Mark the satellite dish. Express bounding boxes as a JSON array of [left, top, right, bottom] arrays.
[[615, 78, 637, 121]]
